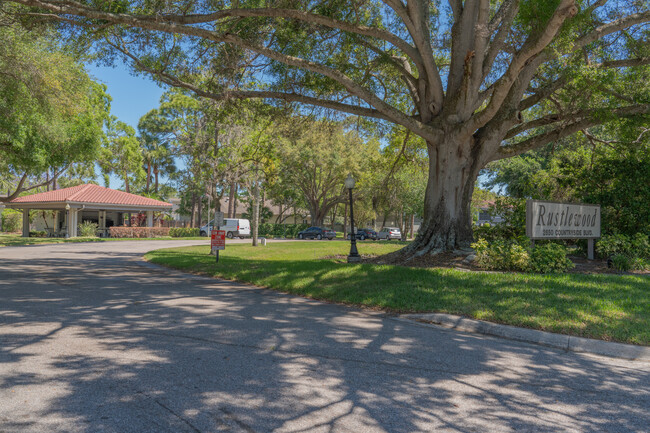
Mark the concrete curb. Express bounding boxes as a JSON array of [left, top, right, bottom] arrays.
[[401, 313, 650, 361]]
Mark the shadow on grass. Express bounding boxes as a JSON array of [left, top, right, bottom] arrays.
[[1, 242, 649, 432], [148, 247, 650, 345]]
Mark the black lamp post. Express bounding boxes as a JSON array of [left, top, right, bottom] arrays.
[[345, 174, 361, 263]]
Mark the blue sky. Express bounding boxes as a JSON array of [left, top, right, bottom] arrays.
[[86, 63, 167, 131], [85, 63, 168, 189]]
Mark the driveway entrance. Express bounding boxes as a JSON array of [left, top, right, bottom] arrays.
[[1, 241, 648, 432]]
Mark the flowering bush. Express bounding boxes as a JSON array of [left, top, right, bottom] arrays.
[[169, 227, 200, 237], [109, 227, 170, 238]]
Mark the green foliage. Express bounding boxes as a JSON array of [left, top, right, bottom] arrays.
[[258, 223, 310, 238], [611, 254, 632, 272], [243, 205, 273, 224], [147, 242, 650, 344], [275, 119, 377, 225], [169, 227, 200, 238], [0, 19, 109, 191], [598, 233, 650, 272], [29, 230, 47, 238], [528, 243, 575, 273], [99, 117, 145, 192], [1, 209, 22, 232], [630, 257, 650, 272], [472, 238, 531, 272], [472, 239, 573, 273], [486, 122, 650, 237], [597, 233, 650, 259], [472, 197, 527, 241], [79, 221, 98, 237]]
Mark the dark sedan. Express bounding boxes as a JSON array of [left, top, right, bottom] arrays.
[[346, 228, 378, 240], [297, 226, 336, 240]]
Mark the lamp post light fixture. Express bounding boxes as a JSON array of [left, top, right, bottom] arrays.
[[345, 174, 361, 263]]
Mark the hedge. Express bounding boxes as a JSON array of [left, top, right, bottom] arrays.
[[258, 223, 310, 238], [169, 227, 200, 237], [109, 227, 171, 238]]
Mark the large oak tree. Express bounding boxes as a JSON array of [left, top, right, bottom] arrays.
[[8, 0, 649, 258]]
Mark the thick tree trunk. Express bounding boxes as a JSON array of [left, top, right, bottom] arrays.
[[387, 138, 480, 262]]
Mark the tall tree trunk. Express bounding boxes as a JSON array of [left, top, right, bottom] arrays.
[[124, 171, 130, 193], [154, 166, 159, 194], [252, 178, 260, 246], [390, 138, 480, 260], [275, 203, 283, 224], [410, 214, 415, 239], [190, 193, 196, 228], [228, 181, 236, 218], [343, 201, 348, 239], [197, 196, 202, 227], [232, 184, 239, 218], [146, 163, 151, 192]]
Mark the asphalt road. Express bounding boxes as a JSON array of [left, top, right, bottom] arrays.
[[1, 240, 648, 432]]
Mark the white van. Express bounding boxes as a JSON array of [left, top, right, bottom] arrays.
[[200, 218, 251, 239]]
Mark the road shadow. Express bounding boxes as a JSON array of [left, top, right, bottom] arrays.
[[1, 247, 649, 432]]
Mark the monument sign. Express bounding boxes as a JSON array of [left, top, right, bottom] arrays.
[[526, 200, 600, 259]]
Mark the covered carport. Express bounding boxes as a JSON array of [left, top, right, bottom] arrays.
[[4, 183, 172, 237]]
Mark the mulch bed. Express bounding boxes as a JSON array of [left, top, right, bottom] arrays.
[[329, 251, 648, 275]]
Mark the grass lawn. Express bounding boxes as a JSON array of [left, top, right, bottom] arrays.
[[0, 233, 204, 247], [145, 241, 650, 345]]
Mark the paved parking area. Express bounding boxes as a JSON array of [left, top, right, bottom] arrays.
[[1, 241, 649, 432]]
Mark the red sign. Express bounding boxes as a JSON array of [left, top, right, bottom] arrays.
[[211, 230, 226, 251]]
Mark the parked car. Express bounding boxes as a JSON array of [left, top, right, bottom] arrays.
[[346, 228, 378, 240], [200, 218, 251, 239], [377, 227, 402, 240], [297, 226, 336, 240]]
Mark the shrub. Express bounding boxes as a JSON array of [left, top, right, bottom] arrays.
[[79, 221, 98, 237], [611, 254, 632, 272], [169, 227, 200, 238], [29, 230, 47, 238], [630, 257, 649, 271], [529, 243, 574, 273], [256, 223, 310, 238], [631, 233, 650, 258], [472, 238, 573, 273], [473, 197, 527, 242], [1, 209, 22, 232], [598, 233, 650, 272], [472, 238, 530, 271], [597, 234, 633, 258], [109, 227, 171, 238]]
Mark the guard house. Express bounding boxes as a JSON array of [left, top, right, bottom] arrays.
[[4, 184, 172, 237]]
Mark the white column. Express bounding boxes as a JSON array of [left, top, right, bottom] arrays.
[[69, 209, 78, 238], [64, 209, 69, 238], [54, 211, 60, 236], [146, 210, 154, 227], [99, 211, 106, 229], [22, 209, 30, 237]]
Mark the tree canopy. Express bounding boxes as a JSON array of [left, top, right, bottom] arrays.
[[0, 14, 109, 201], [4, 0, 648, 256]]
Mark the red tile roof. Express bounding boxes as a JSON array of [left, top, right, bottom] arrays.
[[10, 184, 171, 208]]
